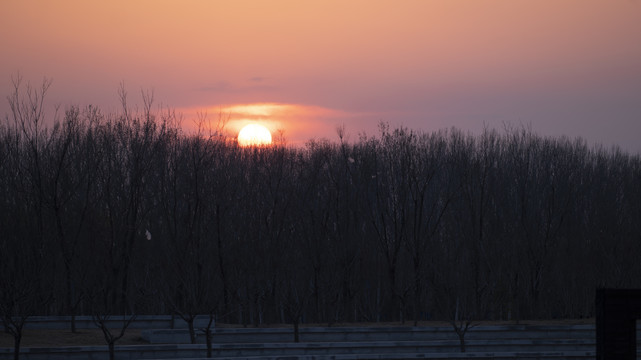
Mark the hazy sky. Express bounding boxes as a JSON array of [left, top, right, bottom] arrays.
[[2, 0, 640, 151]]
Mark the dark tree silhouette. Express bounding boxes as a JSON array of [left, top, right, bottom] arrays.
[[3, 79, 641, 340]]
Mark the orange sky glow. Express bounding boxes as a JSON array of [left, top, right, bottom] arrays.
[[180, 103, 366, 146], [1, 1, 640, 151]]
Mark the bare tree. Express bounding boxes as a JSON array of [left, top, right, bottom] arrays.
[[0, 210, 50, 360], [41, 105, 104, 331], [362, 124, 414, 322], [85, 88, 162, 360], [0, 75, 55, 360], [403, 131, 453, 325], [155, 129, 223, 346]]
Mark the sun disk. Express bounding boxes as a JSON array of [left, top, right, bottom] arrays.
[[238, 124, 273, 147]]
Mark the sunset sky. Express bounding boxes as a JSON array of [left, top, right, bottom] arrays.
[[2, 0, 640, 151]]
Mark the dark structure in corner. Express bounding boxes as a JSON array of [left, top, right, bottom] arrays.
[[596, 288, 641, 360]]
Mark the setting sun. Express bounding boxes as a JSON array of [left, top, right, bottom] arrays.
[[237, 124, 272, 147]]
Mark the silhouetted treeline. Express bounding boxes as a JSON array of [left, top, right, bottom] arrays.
[[2, 93, 641, 335]]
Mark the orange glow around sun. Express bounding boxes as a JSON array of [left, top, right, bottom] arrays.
[[237, 123, 273, 147], [179, 103, 360, 146]]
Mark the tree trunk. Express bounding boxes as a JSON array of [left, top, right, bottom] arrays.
[[293, 319, 300, 343], [205, 314, 215, 358], [187, 317, 196, 344], [413, 257, 421, 326], [216, 209, 230, 322], [65, 263, 77, 333], [387, 258, 399, 322], [458, 331, 466, 353], [206, 329, 213, 358], [313, 272, 320, 323], [108, 341, 115, 360], [13, 333, 21, 360]]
